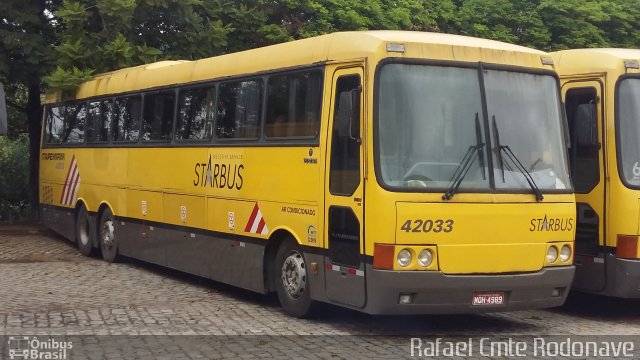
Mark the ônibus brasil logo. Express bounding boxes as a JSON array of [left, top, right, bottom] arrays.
[[7, 336, 72, 360]]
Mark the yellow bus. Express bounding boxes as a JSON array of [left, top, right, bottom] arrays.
[[40, 31, 575, 316], [553, 49, 640, 298]]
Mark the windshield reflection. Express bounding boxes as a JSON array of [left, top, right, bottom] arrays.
[[377, 63, 571, 194], [378, 64, 489, 191], [484, 69, 570, 191], [618, 78, 640, 186]]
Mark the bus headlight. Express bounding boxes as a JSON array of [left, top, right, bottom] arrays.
[[397, 249, 412, 267], [559, 245, 571, 262], [546, 246, 558, 263], [418, 249, 433, 267]]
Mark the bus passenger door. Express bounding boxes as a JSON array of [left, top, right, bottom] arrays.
[[323, 67, 366, 308], [562, 80, 606, 291]]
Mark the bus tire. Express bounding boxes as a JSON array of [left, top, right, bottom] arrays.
[[76, 204, 96, 256], [99, 208, 120, 263], [274, 239, 314, 318]]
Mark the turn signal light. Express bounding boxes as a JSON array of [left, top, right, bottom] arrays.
[[617, 235, 640, 259], [373, 243, 395, 269]]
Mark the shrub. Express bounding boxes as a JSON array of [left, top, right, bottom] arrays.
[[0, 134, 31, 221]]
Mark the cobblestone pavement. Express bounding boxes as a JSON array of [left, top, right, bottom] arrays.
[[1, 225, 639, 359]]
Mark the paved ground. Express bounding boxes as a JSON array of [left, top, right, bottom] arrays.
[[0, 225, 639, 359]]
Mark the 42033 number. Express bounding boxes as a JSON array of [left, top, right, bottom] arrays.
[[400, 219, 454, 233]]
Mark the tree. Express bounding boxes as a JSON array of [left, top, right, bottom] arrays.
[[454, 0, 550, 49], [46, 0, 236, 88], [0, 0, 61, 216], [4, 0, 640, 222], [253, 0, 454, 40]]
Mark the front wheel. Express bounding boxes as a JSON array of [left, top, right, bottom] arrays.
[[275, 240, 314, 317], [99, 208, 120, 263]]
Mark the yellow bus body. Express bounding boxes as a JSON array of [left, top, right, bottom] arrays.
[[553, 49, 640, 298], [40, 31, 575, 315]]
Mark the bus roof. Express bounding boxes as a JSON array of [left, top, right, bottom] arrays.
[[47, 31, 551, 103], [552, 48, 640, 75]]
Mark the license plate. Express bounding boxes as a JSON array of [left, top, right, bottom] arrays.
[[472, 292, 505, 306]]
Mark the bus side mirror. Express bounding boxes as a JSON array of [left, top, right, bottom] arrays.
[[0, 83, 7, 136], [575, 103, 597, 148]]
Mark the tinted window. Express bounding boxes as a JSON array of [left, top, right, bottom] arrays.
[[565, 88, 599, 193], [266, 72, 322, 138], [216, 80, 263, 139], [329, 75, 361, 196], [618, 78, 640, 187], [485, 70, 570, 191], [378, 65, 487, 190], [62, 103, 86, 144], [142, 91, 175, 141], [113, 96, 142, 142], [87, 100, 112, 143], [176, 87, 214, 141], [44, 106, 65, 144]]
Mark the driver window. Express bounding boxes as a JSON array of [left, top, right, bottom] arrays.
[[565, 87, 599, 193], [329, 75, 361, 196]]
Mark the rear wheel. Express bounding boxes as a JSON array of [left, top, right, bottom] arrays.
[[275, 240, 314, 317], [99, 208, 120, 263], [76, 205, 96, 256]]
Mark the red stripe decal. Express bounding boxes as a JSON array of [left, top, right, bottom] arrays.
[[60, 157, 76, 204], [62, 159, 77, 205], [347, 268, 357, 275], [256, 217, 266, 234], [245, 204, 259, 232], [66, 170, 80, 205], [325, 264, 332, 270], [64, 163, 78, 205]]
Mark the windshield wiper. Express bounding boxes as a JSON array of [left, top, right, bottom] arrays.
[[475, 112, 486, 180], [492, 115, 544, 201], [492, 115, 505, 182], [443, 113, 485, 200]]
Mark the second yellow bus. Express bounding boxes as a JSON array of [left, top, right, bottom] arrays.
[[553, 49, 640, 298]]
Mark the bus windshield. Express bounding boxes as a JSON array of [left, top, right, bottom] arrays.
[[618, 78, 640, 187], [377, 63, 571, 195]]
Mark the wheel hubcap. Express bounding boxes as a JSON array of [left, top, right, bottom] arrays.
[[102, 219, 115, 249], [281, 251, 307, 299]]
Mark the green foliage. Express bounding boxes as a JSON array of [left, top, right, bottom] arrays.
[[455, 0, 550, 49], [36, 0, 640, 89], [46, 0, 235, 87], [0, 0, 57, 85], [254, 0, 444, 40], [3, 84, 29, 137], [0, 135, 31, 221], [3, 0, 640, 224], [43, 66, 94, 91]]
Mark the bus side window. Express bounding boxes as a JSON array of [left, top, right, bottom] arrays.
[[565, 88, 599, 193], [113, 96, 142, 142], [176, 87, 214, 141], [62, 103, 86, 144], [45, 106, 65, 144], [329, 75, 361, 196], [265, 71, 322, 138], [87, 100, 113, 143], [216, 80, 262, 140], [142, 91, 175, 142]]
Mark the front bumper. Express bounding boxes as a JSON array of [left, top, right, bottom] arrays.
[[362, 265, 575, 315]]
